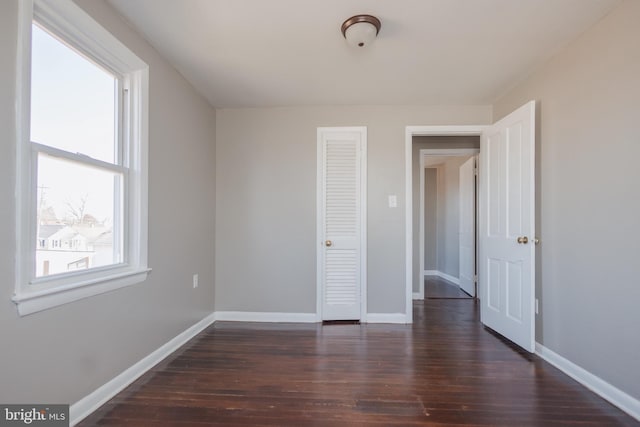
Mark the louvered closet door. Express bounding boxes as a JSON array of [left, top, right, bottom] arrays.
[[318, 127, 366, 321]]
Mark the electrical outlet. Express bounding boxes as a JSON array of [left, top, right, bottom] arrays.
[[535, 298, 539, 314], [193, 274, 199, 288]]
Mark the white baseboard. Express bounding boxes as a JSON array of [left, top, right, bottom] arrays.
[[214, 311, 318, 323], [365, 313, 409, 324], [70, 313, 216, 426], [412, 292, 423, 300], [535, 343, 640, 422], [438, 272, 460, 285], [423, 270, 460, 286]]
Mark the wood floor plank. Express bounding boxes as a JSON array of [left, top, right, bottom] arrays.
[[79, 299, 638, 426]]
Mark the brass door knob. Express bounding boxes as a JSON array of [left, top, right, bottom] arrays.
[[325, 240, 333, 247], [517, 236, 529, 244]]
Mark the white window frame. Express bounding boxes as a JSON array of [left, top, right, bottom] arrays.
[[13, 0, 150, 316]]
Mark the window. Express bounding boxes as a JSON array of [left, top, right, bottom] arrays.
[[13, 0, 149, 316]]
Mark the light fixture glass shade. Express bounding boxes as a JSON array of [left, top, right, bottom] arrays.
[[344, 21, 378, 48]]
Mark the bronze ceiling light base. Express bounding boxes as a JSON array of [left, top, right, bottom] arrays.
[[341, 15, 381, 47]]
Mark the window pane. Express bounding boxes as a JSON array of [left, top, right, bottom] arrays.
[[35, 154, 123, 278], [31, 23, 118, 164]]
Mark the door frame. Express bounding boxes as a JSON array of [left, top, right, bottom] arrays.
[[417, 148, 480, 300], [405, 126, 485, 322], [316, 126, 368, 322]]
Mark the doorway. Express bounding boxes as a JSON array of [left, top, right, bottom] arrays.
[[418, 149, 479, 300], [409, 136, 480, 302], [405, 101, 536, 352], [405, 128, 485, 322]]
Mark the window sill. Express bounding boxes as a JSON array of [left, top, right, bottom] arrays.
[[12, 267, 151, 316]]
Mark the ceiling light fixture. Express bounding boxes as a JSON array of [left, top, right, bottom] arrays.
[[341, 14, 381, 48]]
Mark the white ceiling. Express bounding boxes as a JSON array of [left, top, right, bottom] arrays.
[[107, 0, 620, 108]]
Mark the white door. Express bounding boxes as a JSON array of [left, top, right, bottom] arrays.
[[479, 101, 535, 352], [459, 157, 476, 297], [317, 127, 366, 321]]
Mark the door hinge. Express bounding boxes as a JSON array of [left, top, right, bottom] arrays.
[[473, 167, 478, 176], [473, 275, 478, 283]]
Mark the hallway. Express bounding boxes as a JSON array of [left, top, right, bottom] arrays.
[[424, 275, 474, 299], [80, 300, 636, 426]]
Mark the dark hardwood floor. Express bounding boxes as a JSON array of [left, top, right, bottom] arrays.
[[425, 275, 473, 299], [80, 300, 637, 426]]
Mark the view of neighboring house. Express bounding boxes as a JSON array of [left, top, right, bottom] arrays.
[[36, 218, 114, 277]]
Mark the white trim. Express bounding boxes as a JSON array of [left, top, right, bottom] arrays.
[[404, 129, 413, 323], [316, 132, 323, 322], [214, 311, 318, 323], [420, 148, 480, 158], [12, 268, 150, 316], [405, 126, 485, 324], [423, 270, 460, 286], [536, 343, 640, 422], [14, 0, 33, 320], [417, 153, 425, 300], [412, 292, 422, 300], [360, 128, 368, 322], [365, 313, 409, 324], [34, 143, 127, 173], [408, 126, 486, 136], [316, 127, 367, 322], [70, 313, 216, 426]]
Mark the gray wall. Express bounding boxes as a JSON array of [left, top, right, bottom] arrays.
[[493, 0, 640, 400], [0, 0, 216, 404], [411, 137, 479, 293], [216, 108, 491, 313], [424, 168, 438, 270]]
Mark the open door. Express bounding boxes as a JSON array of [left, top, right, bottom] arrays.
[[479, 101, 535, 352], [459, 157, 476, 297]]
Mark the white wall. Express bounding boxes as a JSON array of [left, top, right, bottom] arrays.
[[0, 0, 216, 404], [493, 0, 640, 400], [437, 156, 473, 278], [216, 107, 491, 313]]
